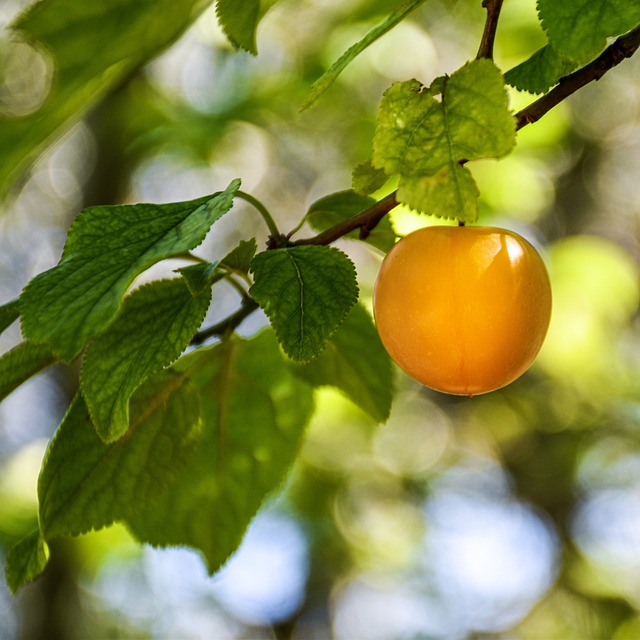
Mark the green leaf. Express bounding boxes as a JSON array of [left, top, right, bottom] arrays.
[[539, 0, 640, 64], [5, 530, 49, 594], [301, 0, 428, 110], [250, 246, 359, 362], [306, 190, 396, 252], [397, 165, 480, 221], [220, 238, 258, 274], [81, 279, 212, 443], [505, 44, 577, 94], [352, 160, 389, 196], [176, 239, 257, 296], [20, 180, 240, 361], [0, 341, 57, 403], [292, 303, 393, 422], [0, 299, 20, 335], [372, 60, 515, 222], [127, 330, 314, 573], [374, 62, 516, 174], [177, 262, 222, 296], [0, 0, 209, 199], [38, 372, 201, 539], [216, 0, 261, 54]]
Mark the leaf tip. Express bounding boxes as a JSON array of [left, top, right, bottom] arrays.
[[5, 530, 50, 594]]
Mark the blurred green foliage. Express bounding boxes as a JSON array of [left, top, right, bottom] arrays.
[[1, 0, 640, 638]]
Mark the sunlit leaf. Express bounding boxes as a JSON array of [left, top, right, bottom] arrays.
[[38, 373, 201, 539], [0, 341, 57, 403], [352, 160, 389, 196], [250, 246, 359, 362], [127, 330, 314, 573], [81, 279, 212, 442], [372, 60, 515, 222], [293, 303, 393, 422], [20, 180, 239, 361], [374, 62, 515, 175], [0, 0, 210, 199], [397, 165, 480, 221], [301, 0, 427, 110], [5, 530, 49, 594]]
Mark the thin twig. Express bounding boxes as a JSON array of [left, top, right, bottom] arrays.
[[290, 191, 398, 246], [515, 24, 640, 130], [476, 0, 504, 60], [191, 299, 259, 345]]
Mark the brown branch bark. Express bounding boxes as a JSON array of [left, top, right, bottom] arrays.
[[290, 191, 398, 246], [515, 24, 640, 130], [476, 0, 504, 60]]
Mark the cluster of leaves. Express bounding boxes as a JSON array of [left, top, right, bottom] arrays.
[[1, 0, 639, 594], [2, 177, 394, 592]]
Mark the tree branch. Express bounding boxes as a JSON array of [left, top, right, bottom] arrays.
[[290, 191, 398, 246], [191, 299, 259, 345], [191, 21, 640, 341], [515, 24, 640, 130], [476, 0, 504, 60], [289, 25, 640, 250]]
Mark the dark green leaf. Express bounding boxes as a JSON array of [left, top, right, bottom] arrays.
[[127, 330, 314, 573], [250, 246, 359, 362], [0, 341, 57, 403], [0, 299, 20, 335], [20, 180, 240, 361], [38, 372, 201, 539], [301, 0, 428, 110], [505, 44, 577, 94], [293, 303, 393, 422], [216, 0, 261, 54], [5, 530, 49, 594], [81, 279, 212, 442], [221, 238, 258, 274], [539, 0, 640, 64], [176, 239, 257, 296], [306, 190, 396, 252], [0, 0, 209, 199], [177, 262, 221, 296], [308, 191, 375, 220], [372, 60, 515, 222]]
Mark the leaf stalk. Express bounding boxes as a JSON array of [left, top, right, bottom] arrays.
[[236, 190, 282, 241]]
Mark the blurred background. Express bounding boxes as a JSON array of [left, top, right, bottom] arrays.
[[1, 0, 640, 638]]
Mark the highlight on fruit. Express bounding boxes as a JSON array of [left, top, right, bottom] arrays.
[[373, 225, 552, 396]]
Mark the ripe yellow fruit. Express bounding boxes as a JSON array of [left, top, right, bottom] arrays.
[[373, 225, 552, 396]]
